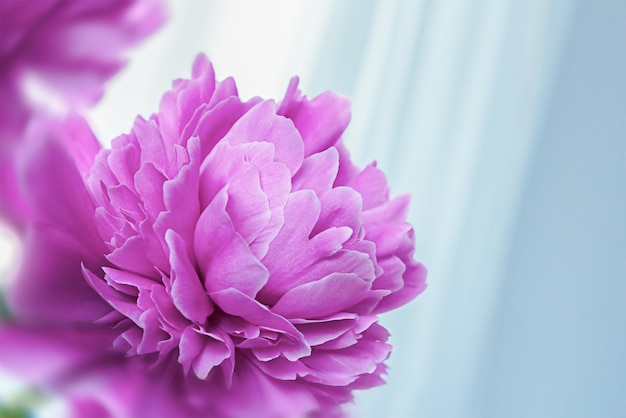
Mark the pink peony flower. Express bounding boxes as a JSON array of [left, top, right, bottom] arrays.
[[0, 0, 166, 140], [0, 55, 426, 418]]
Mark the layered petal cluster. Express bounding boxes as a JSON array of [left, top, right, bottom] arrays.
[[1, 55, 426, 418], [85, 55, 426, 415], [0, 0, 166, 140]]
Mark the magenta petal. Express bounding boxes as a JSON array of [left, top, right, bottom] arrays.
[[302, 338, 391, 386], [21, 120, 107, 259], [0, 0, 167, 139], [149, 283, 188, 330], [362, 194, 410, 225], [292, 146, 339, 196], [106, 235, 157, 278], [312, 186, 363, 238], [0, 54, 427, 417], [162, 136, 200, 212], [259, 190, 320, 301], [68, 398, 112, 418], [136, 118, 170, 172], [179, 326, 230, 379], [371, 255, 406, 292], [212, 356, 319, 418], [0, 325, 117, 386], [262, 189, 377, 304], [133, 162, 167, 219], [54, 114, 102, 178], [104, 138, 140, 190], [223, 160, 272, 244], [273, 273, 371, 319], [8, 226, 111, 324], [226, 100, 304, 175], [278, 80, 351, 157], [199, 140, 274, 207], [364, 222, 414, 258], [192, 338, 231, 380], [101, 267, 157, 295], [293, 314, 357, 346], [165, 229, 212, 323], [346, 163, 389, 211], [190, 96, 259, 160], [153, 137, 201, 251], [157, 55, 216, 145], [374, 261, 427, 314], [195, 188, 269, 298], [107, 184, 144, 222], [209, 288, 310, 361], [83, 267, 142, 324]]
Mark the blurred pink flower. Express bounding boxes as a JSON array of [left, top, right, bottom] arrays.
[[0, 0, 166, 139], [0, 0, 166, 230], [0, 55, 426, 418]]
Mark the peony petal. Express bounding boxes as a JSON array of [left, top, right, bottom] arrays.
[[207, 76, 239, 108], [157, 54, 216, 145], [199, 140, 274, 207], [273, 273, 371, 319], [134, 162, 167, 220], [253, 355, 312, 381], [278, 79, 351, 157], [83, 267, 143, 324], [302, 338, 391, 386], [373, 261, 427, 314], [226, 100, 304, 174], [106, 235, 158, 278], [292, 146, 340, 196], [190, 96, 261, 160], [293, 313, 357, 346], [346, 163, 389, 211], [7, 225, 111, 324], [364, 222, 414, 258], [165, 229, 212, 323], [153, 136, 201, 253], [21, 120, 107, 259], [195, 188, 269, 298], [101, 267, 155, 296], [206, 356, 319, 418], [0, 324, 118, 386], [149, 283, 188, 331], [333, 138, 362, 186], [136, 118, 170, 174], [8, 121, 110, 323], [209, 288, 310, 361], [371, 255, 406, 292], [107, 184, 144, 223], [106, 136, 140, 190], [259, 189, 319, 301], [311, 186, 363, 239], [361, 193, 410, 225], [56, 114, 102, 178]]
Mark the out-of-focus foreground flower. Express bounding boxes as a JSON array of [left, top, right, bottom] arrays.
[[0, 55, 427, 418], [0, 0, 166, 138], [0, 0, 166, 229]]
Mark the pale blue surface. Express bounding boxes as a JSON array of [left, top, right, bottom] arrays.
[[308, 0, 625, 417], [472, 0, 626, 416]]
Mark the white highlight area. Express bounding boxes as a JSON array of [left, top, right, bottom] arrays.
[[0, 222, 21, 291]]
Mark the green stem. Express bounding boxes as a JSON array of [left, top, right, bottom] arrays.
[[0, 296, 10, 319], [0, 389, 44, 418]]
